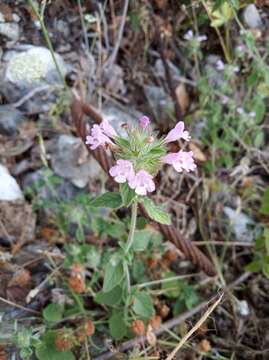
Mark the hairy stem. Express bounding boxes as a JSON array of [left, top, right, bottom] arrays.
[[125, 202, 138, 255], [124, 202, 138, 294]]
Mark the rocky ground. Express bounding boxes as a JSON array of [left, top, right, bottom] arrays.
[[0, 1, 269, 360]]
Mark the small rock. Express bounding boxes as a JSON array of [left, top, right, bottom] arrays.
[[5, 46, 66, 84], [0, 105, 24, 136], [50, 135, 102, 188], [242, 5, 263, 29], [0, 164, 23, 201], [0, 22, 20, 42], [143, 85, 173, 125], [236, 300, 250, 317], [102, 64, 126, 95], [101, 103, 143, 136], [0, 46, 68, 113], [224, 207, 255, 243], [154, 59, 182, 85], [22, 169, 80, 201]]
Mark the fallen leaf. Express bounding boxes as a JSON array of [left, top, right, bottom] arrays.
[[0, 4, 13, 21], [198, 339, 211, 353], [146, 325, 157, 346], [175, 83, 189, 115], [189, 142, 207, 162]]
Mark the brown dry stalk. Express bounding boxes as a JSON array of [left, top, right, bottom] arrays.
[[165, 294, 223, 360], [70, 96, 216, 276], [93, 272, 251, 360]]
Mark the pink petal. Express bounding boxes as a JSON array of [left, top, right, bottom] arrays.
[[100, 119, 117, 138], [139, 116, 150, 129]]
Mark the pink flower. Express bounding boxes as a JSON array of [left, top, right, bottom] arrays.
[[162, 151, 196, 173], [109, 159, 135, 183], [164, 121, 191, 143], [100, 119, 117, 138], [85, 124, 113, 150], [139, 116, 150, 129], [128, 170, 155, 196]]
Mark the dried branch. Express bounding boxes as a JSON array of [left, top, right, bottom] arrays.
[[93, 272, 251, 360]]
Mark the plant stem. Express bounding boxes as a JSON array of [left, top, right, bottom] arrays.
[[28, 0, 68, 89], [125, 202, 138, 255], [124, 202, 138, 294]]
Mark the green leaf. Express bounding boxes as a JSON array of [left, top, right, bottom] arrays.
[[132, 230, 152, 252], [95, 286, 122, 306], [133, 291, 155, 320], [107, 222, 126, 239], [109, 312, 127, 340], [253, 98, 266, 124], [103, 255, 124, 292], [43, 304, 63, 323], [120, 183, 136, 207], [142, 198, 171, 225], [35, 331, 75, 360], [161, 271, 181, 299], [90, 192, 122, 209], [260, 188, 269, 215], [183, 285, 199, 310], [245, 260, 261, 272], [86, 246, 101, 269]]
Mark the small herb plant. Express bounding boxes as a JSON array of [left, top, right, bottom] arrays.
[[85, 115, 196, 295]]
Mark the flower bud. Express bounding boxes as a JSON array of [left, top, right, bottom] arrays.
[[55, 330, 74, 352], [68, 273, 86, 294], [131, 320, 145, 336]]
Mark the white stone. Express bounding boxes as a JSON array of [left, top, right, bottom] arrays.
[[0, 22, 20, 41], [224, 207, 255, 243], [236, 300, 249, 317], [0, 164, 23, 201], [242, 5, 262, 29], [5, 46, 66, 84]]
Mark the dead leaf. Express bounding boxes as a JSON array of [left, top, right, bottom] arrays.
[[8, 269, 31, 287], [0, 201, 36, 253], [198, 339, 211, 352], [154, 0, 168, 9], [146, 325, 157, 347], [175, 83, 190, 115], [6, 269, 32, 304], [0, 4, 13, 21], [189, 142, 207, 162]]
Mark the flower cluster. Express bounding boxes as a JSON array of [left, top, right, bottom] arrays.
[[85, 116, 196, 196]]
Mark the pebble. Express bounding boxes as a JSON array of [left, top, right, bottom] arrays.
[[0, 164, 23, 201], [0, 105, 25, 136], [0, 46, 68, 113], [242, 4, 263, 29], [50, 135, 102, 188]]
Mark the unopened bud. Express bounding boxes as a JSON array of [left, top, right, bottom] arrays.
[[55, 330, 74, 352], [131, 320, 145, 336], [147, 136, 154, 143], [68, 273, 86, 293]]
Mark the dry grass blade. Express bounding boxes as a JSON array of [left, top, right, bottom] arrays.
[[166, 293, 224, 360]]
